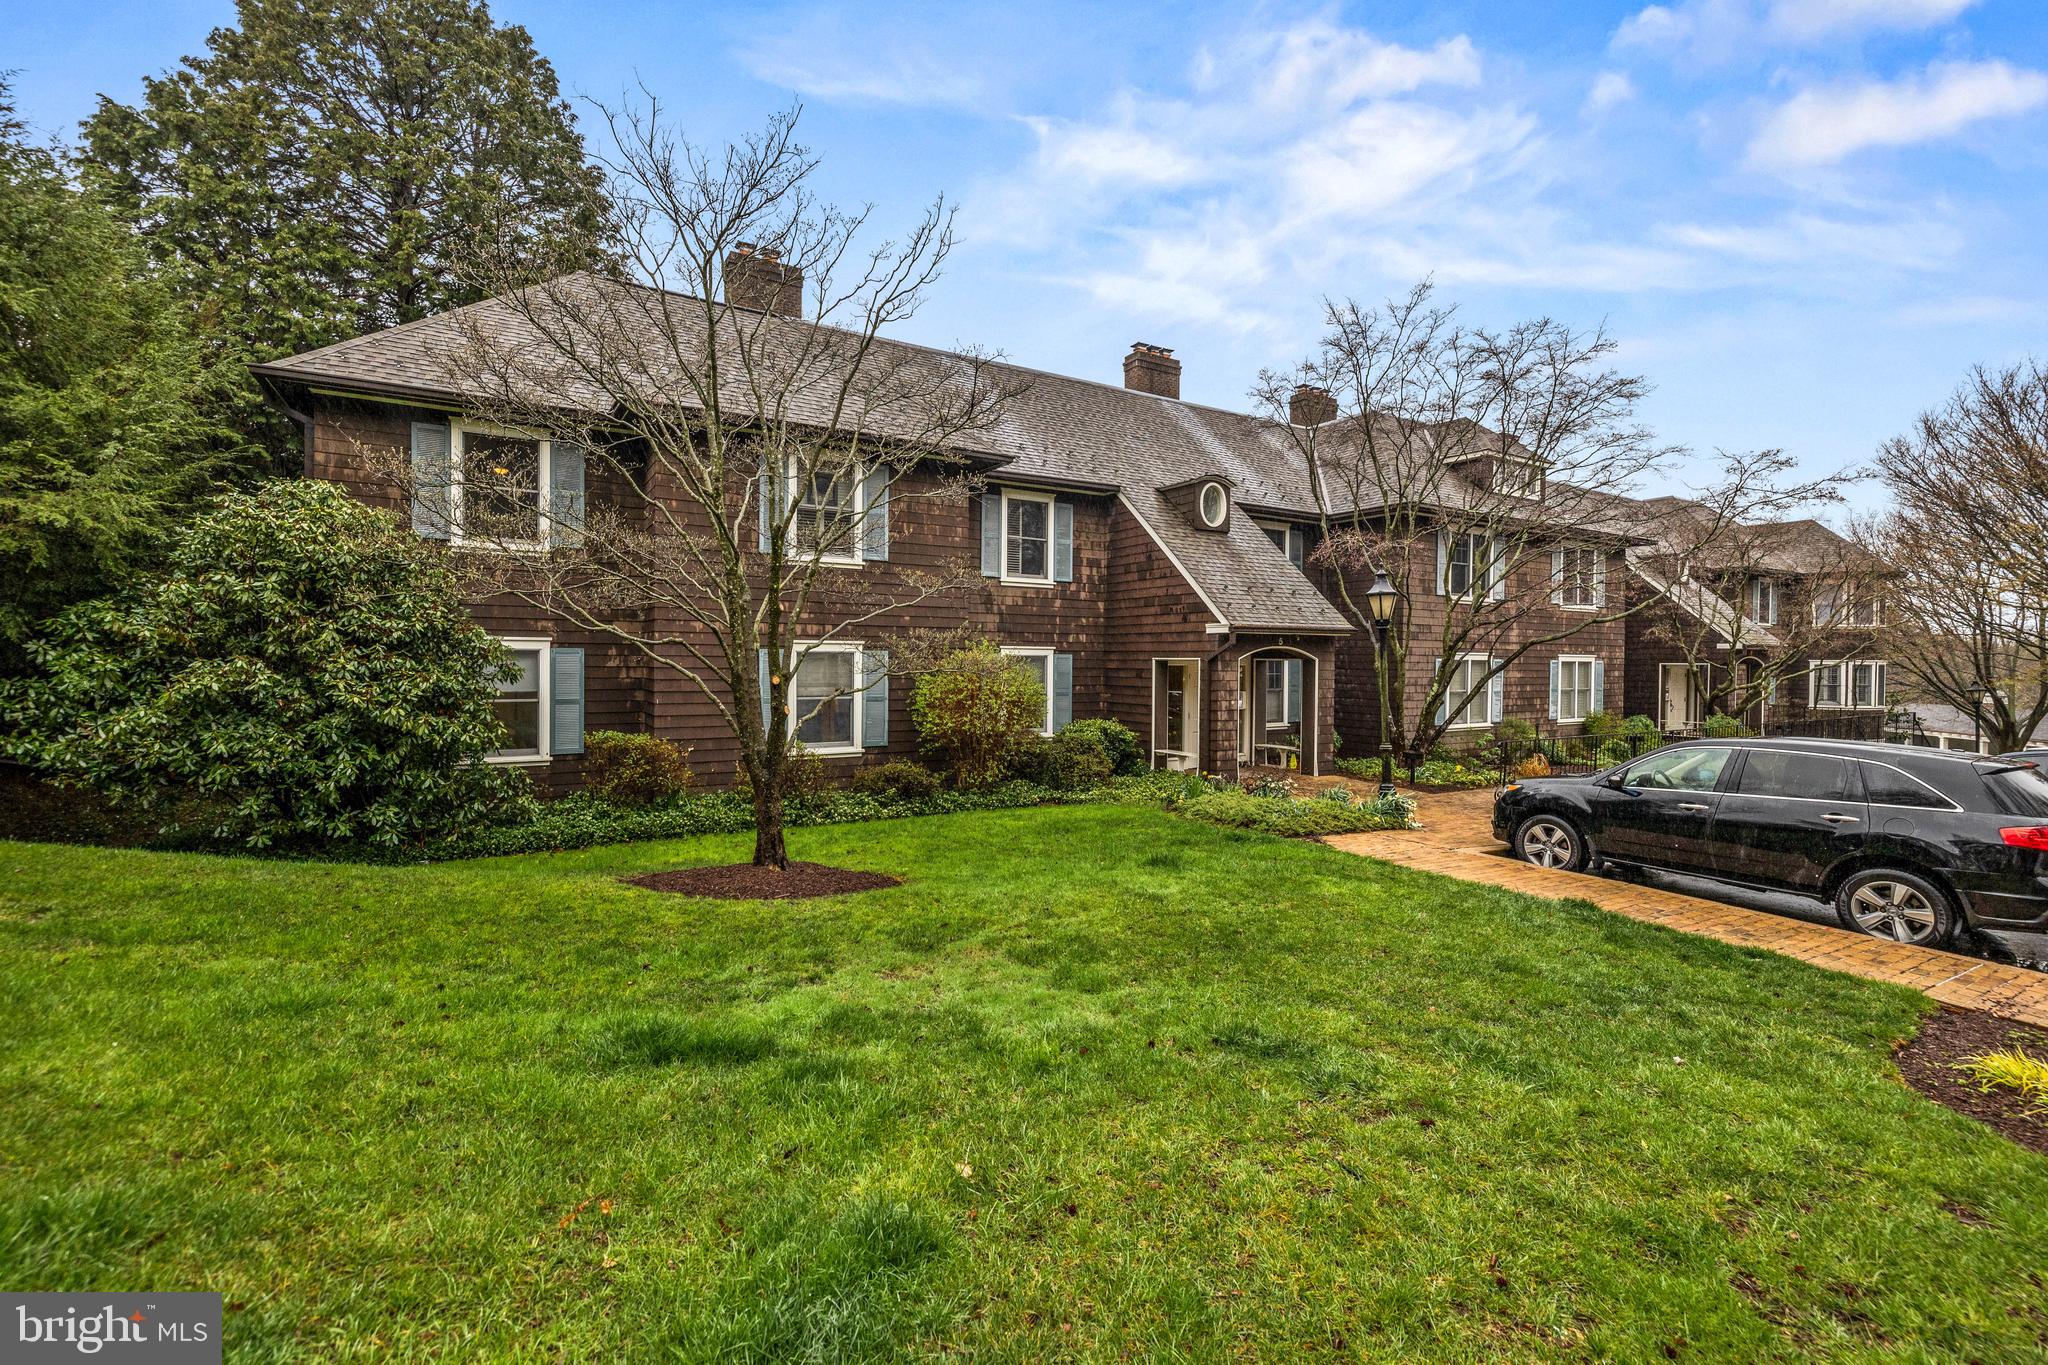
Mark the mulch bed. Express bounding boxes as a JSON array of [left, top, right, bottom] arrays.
[[1894, 1006, 2048, 1155], [624, 861, 901, 901]]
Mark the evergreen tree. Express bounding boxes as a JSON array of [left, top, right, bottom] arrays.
[[81, 0, 608, 460], [0, 79, 250, 667]]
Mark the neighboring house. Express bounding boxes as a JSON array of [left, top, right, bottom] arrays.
[[251, 260, 1645, 791], [1612, 505, 1890, 734]]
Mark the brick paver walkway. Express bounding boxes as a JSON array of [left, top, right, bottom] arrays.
[[1322, 787, 2048, 1027]]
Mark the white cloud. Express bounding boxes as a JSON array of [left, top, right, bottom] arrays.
[[1748, 59, 2048, 169], [1584, 71, 1638, 116], [1022, 115, 1208, 189], [1613, 0, 1979, 61], [1228, 19, 1482, 114], [1768, 0, 1978, 41], [737, 18, 984, 107]]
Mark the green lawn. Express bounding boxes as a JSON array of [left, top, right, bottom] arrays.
[[2, 808, 2044, 1361]]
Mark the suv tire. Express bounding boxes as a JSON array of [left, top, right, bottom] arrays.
[[1514, 814, 1589, 872], [1834, 868, 1958, 949]]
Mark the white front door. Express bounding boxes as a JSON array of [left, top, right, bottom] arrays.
[[1660, 664, 1699, 731]]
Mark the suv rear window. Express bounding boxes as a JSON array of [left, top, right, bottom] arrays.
[[1983, 764, 2048, 817], [1735, 750, 1858, 801], [1860, 762, 1953, 809]]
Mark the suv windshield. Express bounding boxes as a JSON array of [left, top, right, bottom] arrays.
[[1982, 763, 2048, 817]]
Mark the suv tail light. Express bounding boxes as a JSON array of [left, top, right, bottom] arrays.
[[1999, 825, 2048, 850]]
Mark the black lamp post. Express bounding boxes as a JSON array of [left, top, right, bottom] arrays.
[[1364, 570, 1400, 798]]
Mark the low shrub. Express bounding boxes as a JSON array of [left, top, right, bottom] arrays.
[[1700, 713, 1756, 739], [1242, 772, 1298, 798], [1175, 790, 1416, 837], [850, 760, 944, 802], [583, 732, 692, 808], [1581, 710, 1623, 743], [1058, 717, 1145, 775], [1008, 730, 1116, 792], [732, 748, 827, 800], [1621, 713, 1661, 743]]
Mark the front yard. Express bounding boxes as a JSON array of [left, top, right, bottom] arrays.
[[2, 806, 2045, 1360]]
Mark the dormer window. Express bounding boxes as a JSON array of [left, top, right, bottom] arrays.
[[1491, 457, 1542, 498], [1198, 481, 1228, 528]]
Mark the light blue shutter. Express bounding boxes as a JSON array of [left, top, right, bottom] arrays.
[[1591, 554, 1607, 607], [549, 647, 585, 755], [980, 493, 1003, 577], [1549, 549, 1565, 605], [758, 462, 782, 554], [1488, 540, 1506, 601], [1547, 659, 1561, 720], [1592, 658, 1606, 714], [758, 649, 773, 734], [1284, 658, 1302, 725], [410, 421, 452, 539], [1488, 659, 1505, 724], [860, 467, 889, 561], [1434, 656, 1448, 725], [549, 441, 586, 549], [1435, 533, 1449, 596], [1051, 653, 1074, 729], [1052, 499, 1074, 582], [861, 649, 889, 747]]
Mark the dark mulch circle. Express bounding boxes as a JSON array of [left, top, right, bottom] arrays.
[[1894, 1006, 2048, 1156], [624, 861, 901, 901]]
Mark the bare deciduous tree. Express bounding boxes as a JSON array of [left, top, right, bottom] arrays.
[[385, 103, 1021, 867], [1249, 282, 1674, 758], [1860, 361, 2048, 753]]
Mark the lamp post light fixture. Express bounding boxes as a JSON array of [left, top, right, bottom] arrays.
[[1364, 570, 1400, 799]]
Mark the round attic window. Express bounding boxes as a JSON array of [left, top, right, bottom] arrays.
[[1198, 481, 1228, 528]]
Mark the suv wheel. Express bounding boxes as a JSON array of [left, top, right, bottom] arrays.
[[1515, 815, 1588, 872], [1834, 869, 1957, 949]]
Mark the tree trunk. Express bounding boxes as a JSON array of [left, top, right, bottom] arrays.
[[751, 786, 789, 869]]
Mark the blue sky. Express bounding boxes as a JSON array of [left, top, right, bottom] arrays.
[[11, 0, 2048, 505]]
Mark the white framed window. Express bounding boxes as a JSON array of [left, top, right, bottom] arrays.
[[1849, 659, 1887, 709], [1258, 521, 1305, 568], [1001, 646, 1057, 736], [1262, 659, 1289, 730], [452, 422, 553, 550], [1550, 545, 1605, 610], [791, 642, 863, 753], [1197, 481, 1228, 528], [486, 638, 552, 763], [1445, 653, 1498, 729], [1002, 489, 1054, 584], [1556, 655, 1596, 723], [789, 457, 864, 565], [1750, 577, 1779, 626], [1492, 457, 1541, 497], [1811, 659, 1844, 708], [1849, 594, 1881, 628], [1441, 533, 1503, 601], [1811, 658, 1887, 710]]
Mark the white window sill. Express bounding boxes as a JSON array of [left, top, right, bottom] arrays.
[[1000, 576, 1055, 588], [801, 744, 863, 758], [1556, 603, 1600, 613], [454, 537, 550, 554], [486, 753, 553, 766], [1447, 721, 1494, 731]]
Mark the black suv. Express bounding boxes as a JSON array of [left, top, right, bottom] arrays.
[[1491, 737, 2048, 948]]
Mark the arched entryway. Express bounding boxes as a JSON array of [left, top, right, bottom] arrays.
[[1236, 647, 1318, 776]]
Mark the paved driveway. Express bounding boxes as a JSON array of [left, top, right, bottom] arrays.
[[1323, 787, 2048, 1028]]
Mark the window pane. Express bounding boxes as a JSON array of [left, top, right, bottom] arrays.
[[1986, 765, 2048, 817], [793, 650, 856, 746], [795, 466, 860, 554], [462, 433, 542, 541], [1263, 525, 1286, 552], [1862, 763, 1950, 809], [1006, 498, 1048, 578], [1624, 746, 1732, 792], [1735, 751, 1855, 801], [1449, 657, 1488, 726], [487, 648, 542, 754]]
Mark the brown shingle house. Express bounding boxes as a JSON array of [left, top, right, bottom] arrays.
[[251, 266, 1658, 791]]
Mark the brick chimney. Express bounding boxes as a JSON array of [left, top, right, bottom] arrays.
[[1122, 342, 1181, 399], [724, 242, 804, 317], [1289, 384, 1337, 427]]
